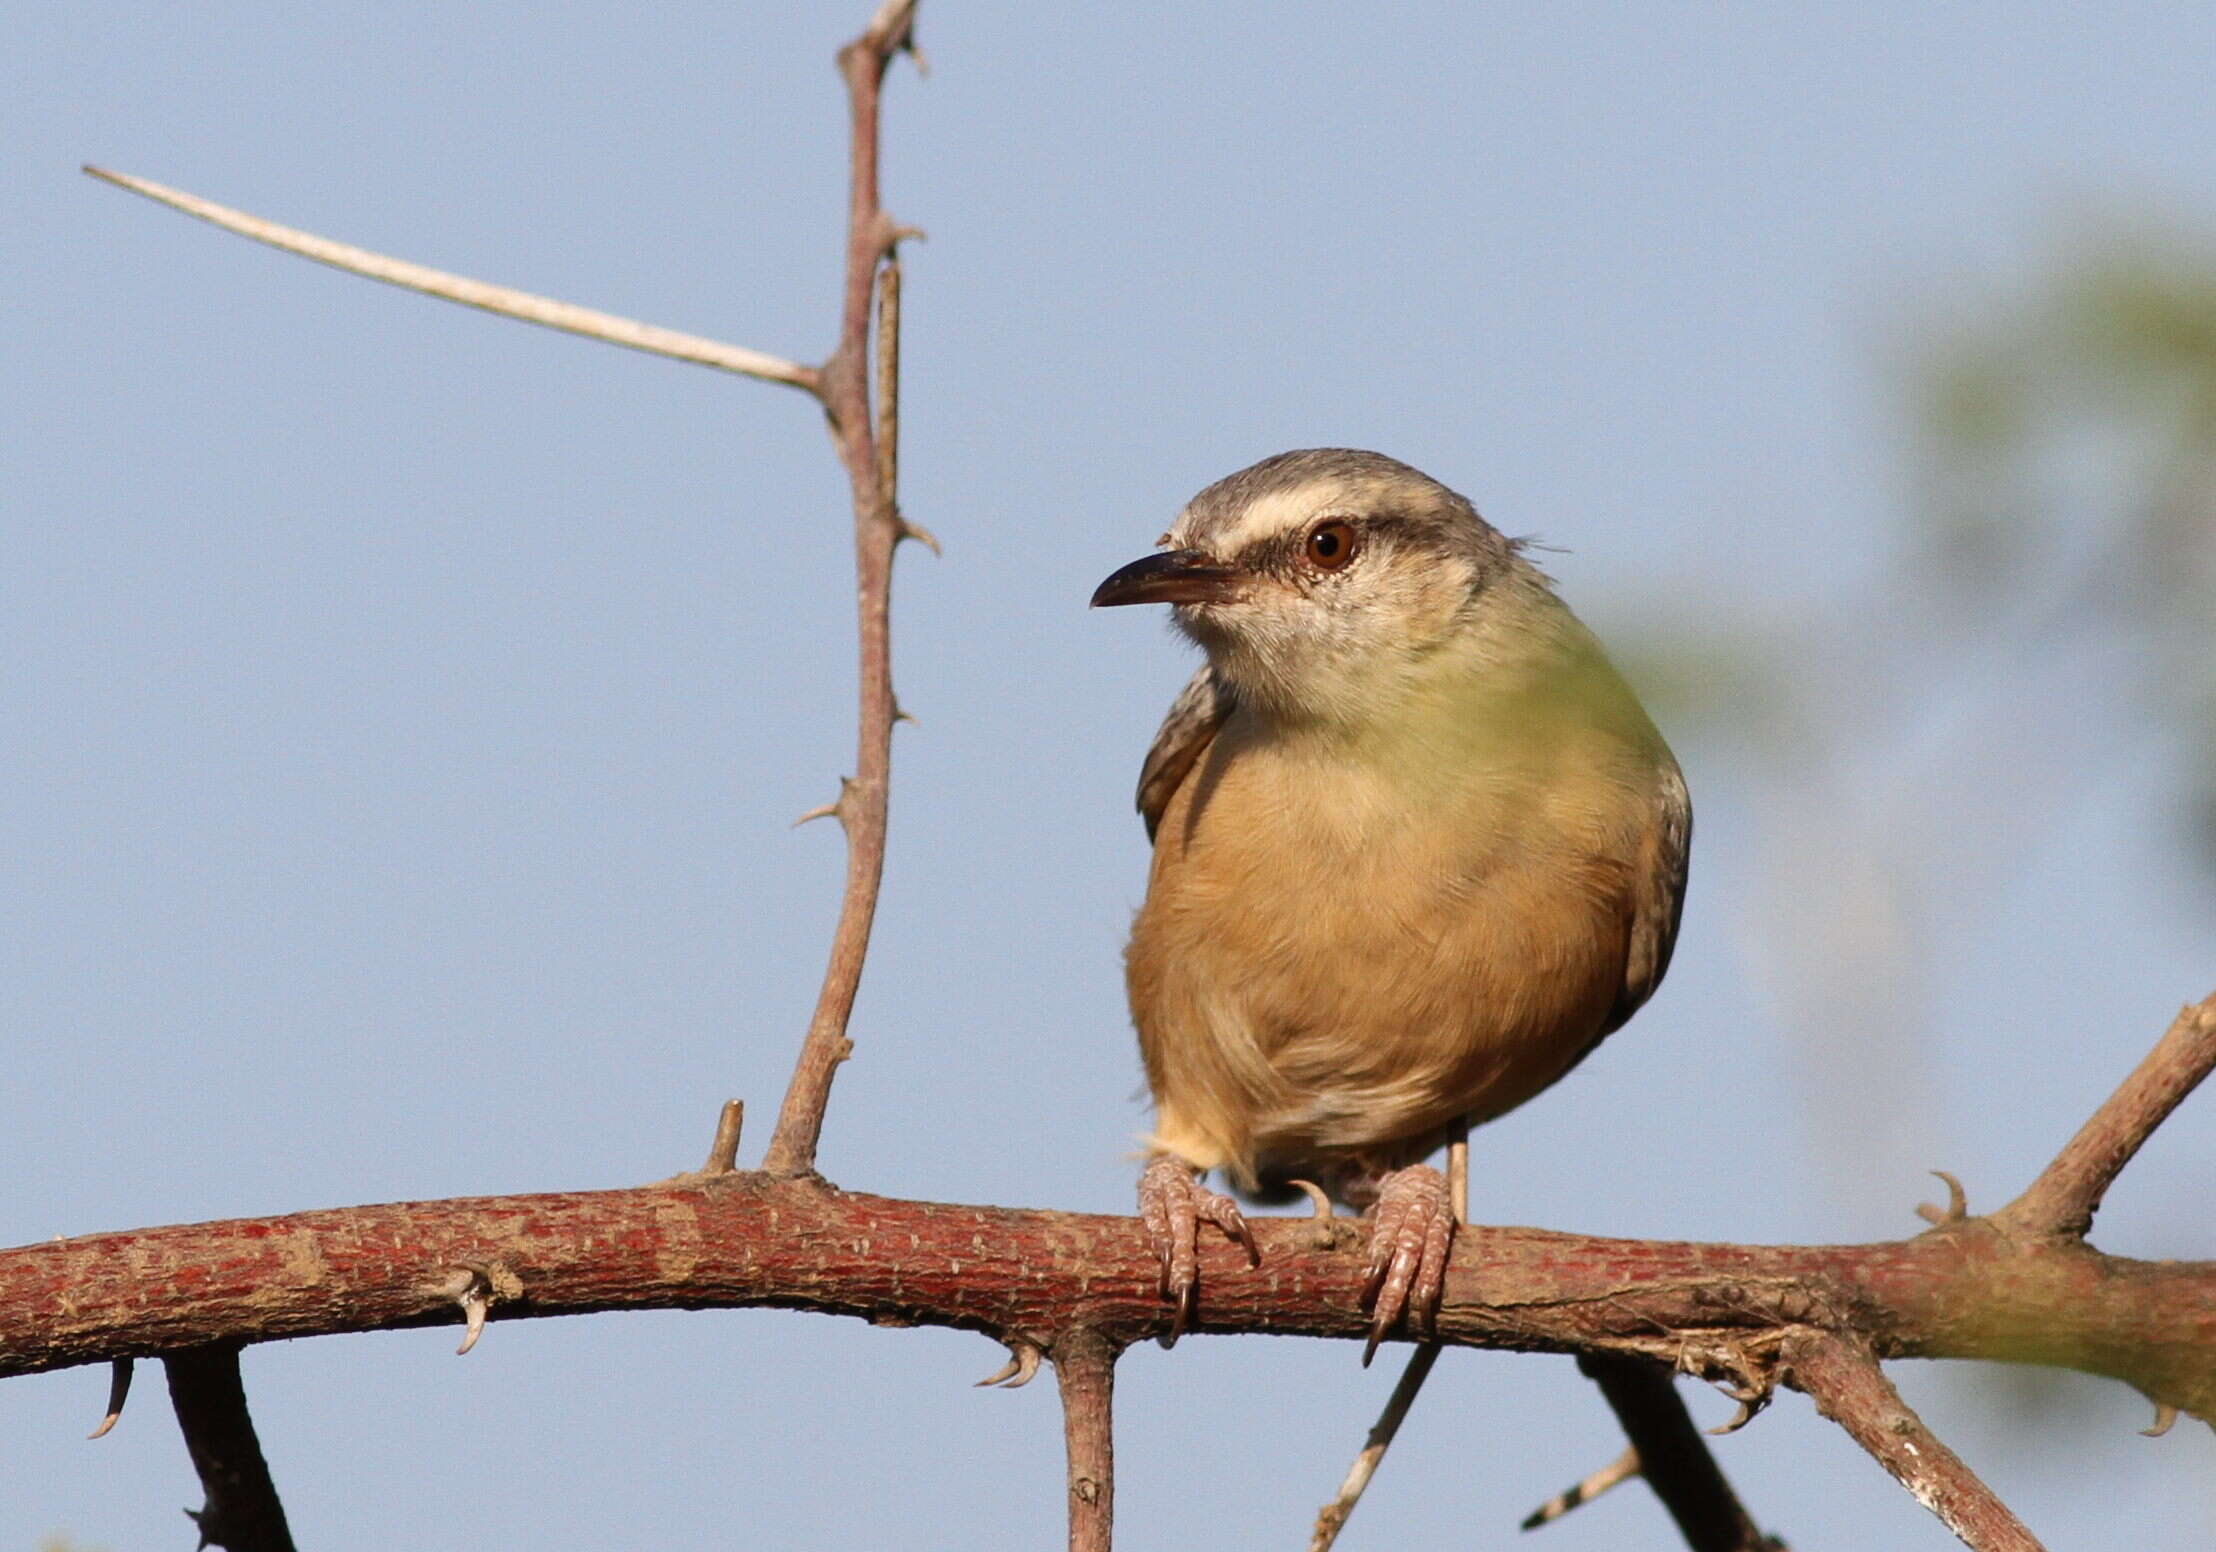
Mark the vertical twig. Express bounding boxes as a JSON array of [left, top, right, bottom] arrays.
[[1575, 1355, 1783, 1551], [1054, 1329, 1119, 1552], [1786, 1331, 2044, 1552], [759, 0, 921, 1180], [163, 1345, 298, 1552]]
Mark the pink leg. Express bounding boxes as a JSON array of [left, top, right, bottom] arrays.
[[1137, 1154, 1259, 1347], [1359, 1164, 1455, 1365]]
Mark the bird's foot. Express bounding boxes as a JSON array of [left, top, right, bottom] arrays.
[[1360, 1164, 1455, 1365], [1137, 1153, 1259, 1347]]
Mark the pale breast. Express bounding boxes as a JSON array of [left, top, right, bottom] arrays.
[[1127, 707, 1647, 1187]]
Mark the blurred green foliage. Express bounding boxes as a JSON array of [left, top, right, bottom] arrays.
[[1915, 231, 2216, 867]]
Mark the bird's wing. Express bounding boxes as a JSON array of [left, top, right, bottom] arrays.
[[1137, 663, 1237, 842], [1602, 758, 1692, 1035]]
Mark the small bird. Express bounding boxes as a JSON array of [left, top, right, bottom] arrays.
[[1093, 449, 1689, 1357]]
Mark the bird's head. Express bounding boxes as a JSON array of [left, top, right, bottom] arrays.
[[1093, 449, 1535, 723]]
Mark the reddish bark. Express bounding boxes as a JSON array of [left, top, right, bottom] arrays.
[[7, 1174, 2210, 1424]]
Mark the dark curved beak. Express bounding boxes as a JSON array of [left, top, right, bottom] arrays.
[[1090, 549, 1240, 608]]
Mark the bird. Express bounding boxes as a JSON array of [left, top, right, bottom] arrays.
[[1091, 448, 1689, 1359]]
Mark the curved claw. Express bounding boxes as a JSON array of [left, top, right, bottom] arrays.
[[1138, 1155, 1258, 1348], [1360, 1166, 1454, 1366], [2143, 1402, 2181, 1438]]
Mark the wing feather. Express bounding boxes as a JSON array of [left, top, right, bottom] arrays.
[[1602, 758, 1691, 1035], [1136, 664, 1236, 841]]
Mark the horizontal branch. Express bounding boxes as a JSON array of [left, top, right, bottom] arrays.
[[82, 166, 820, 392], [5, 1176, 2211, 1420]]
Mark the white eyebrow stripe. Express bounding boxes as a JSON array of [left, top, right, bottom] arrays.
[[1176, 485, 1333, 555]]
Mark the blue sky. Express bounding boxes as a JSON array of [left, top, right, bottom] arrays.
[[8, 3, 2214, 1546]]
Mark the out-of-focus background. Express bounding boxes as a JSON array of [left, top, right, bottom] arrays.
[[8, 4, 2214, 1547]]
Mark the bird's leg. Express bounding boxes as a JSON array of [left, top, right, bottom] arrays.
[[1137, 1153, 1259, 1347], [1357, 1164, 1455, 1365]]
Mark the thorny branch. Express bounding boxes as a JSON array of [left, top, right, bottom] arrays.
[[86, 0, 927, 1189], [8, 993, 2209, 1549], [758, 0, 923, 1181]]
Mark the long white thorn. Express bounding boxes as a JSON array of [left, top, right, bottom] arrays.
[[84, 166, 819, 392]]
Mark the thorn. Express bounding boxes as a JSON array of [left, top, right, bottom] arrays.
[[793, 777, 857, 829], [456, 1283, 490, 1356], [2144, 1402, 2180, 1438], [185, 1505, 213, 1549], [431, 1266, 498, 1355], [1706, 1396, 1765, 1435], [892, 703, 917, 726], [700, 1099, 744, 1174], [87, 1356, 133, 1439], [1519, 1445, 1641, 1530], [897, 516, 941, 554], [1288, 1178, 1344, 1248], [974, 1339, 1043, 1389], [1706, 1378, 1773, 1435], [889, 222, 928, 246], [1916, 1169, 1969, 1226]]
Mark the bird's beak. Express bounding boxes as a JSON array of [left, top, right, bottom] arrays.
[[1091, 549, 1241, 608]]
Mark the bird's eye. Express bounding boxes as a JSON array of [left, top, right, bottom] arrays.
[[1304, 519, 1358, 573]]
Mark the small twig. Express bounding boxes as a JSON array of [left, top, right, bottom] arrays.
[[1785, 1330, 2043, 1552], [1307, 1124, 1472, 1551], [758, 0, 920, 1180], [1576, 1355, 1783, 1551], [1520, 1445, 1641, 1531], [700, 1099, 745, 1175], [1996, 991, 2216, 1238], [1053, 1328, 1118, 1552], [163, 1345, 298, 1552], [83, 167, 819, 392], [1307, 1344, 1442, 1552], [87, 1355, 133, 1439]]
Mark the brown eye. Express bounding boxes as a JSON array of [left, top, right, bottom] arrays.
[[1304, 519, 1358, 572]]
